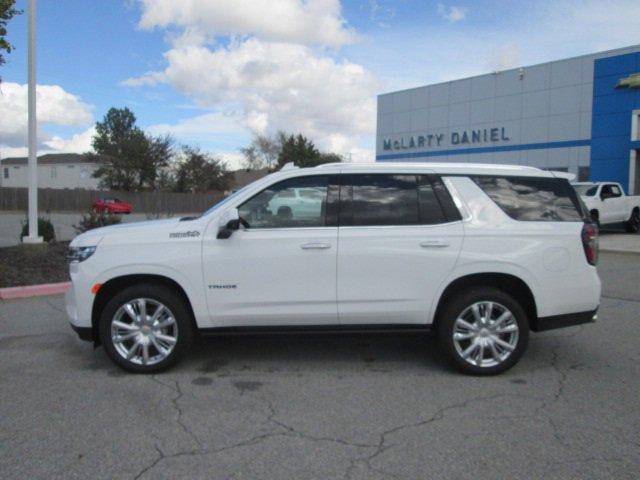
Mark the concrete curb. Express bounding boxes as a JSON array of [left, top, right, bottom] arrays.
[[0, 281, 71, 300]]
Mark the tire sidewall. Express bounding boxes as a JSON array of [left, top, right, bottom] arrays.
[[99, 284, 193, 373], [436, 287, 530, 375]]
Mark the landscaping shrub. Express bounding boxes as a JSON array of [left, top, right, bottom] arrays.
[[74, 211, 122, 234], [20, 216, 56, 243]]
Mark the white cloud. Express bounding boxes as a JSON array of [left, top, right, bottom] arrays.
[[437, 4, 467, 23], [146, 111, 246, 140], [137, 0, 357, 47], [0, 82, 93, 148], [43, 127, 96, 153], [125, 38, 378, 155]]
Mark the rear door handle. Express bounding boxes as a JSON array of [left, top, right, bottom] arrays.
[[420, 240, 450, 248], [300, 242, 332, 250]]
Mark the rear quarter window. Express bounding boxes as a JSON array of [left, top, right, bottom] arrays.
[[472, 176, 585, 222]]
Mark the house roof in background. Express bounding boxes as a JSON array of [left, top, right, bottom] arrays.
[[0, 153, 108, 166]]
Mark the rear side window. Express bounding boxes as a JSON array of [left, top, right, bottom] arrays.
[[339, 174, 461, 226], [472, 176, 584, 222], [350, 174, 419, 226]]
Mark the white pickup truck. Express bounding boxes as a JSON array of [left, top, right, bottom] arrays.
[[573, 182, 640, 233]]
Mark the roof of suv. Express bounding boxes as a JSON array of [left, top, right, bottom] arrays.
[[311, 162, 557, 178]]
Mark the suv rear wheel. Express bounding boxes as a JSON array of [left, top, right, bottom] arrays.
[[99, 284, 194, 373], [437, 287, 529, 375]]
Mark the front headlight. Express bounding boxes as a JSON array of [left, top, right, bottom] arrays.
[[68, 246, 97, 263]]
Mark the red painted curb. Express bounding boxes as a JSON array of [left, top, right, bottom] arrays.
[[0, 281, 71, 300]]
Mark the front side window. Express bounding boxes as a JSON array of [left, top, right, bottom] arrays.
[[472, 176, 584, 222], [3, 167, 8, 179], [238, 175, 330, 228]]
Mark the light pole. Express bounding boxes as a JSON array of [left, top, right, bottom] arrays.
[[23, 0, 42, 244]]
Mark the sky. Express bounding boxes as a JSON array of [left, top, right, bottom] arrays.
[[1, 0, 639, 168]]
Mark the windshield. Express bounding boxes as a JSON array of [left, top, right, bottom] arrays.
[[573, 184, 598, 197], [201, 183, 255, 217]]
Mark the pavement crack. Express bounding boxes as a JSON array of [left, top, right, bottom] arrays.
[[133, 445, 165, 480], [601, 294, 640, 304]]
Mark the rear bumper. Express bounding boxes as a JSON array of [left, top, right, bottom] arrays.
[[531, 308, 598, 332]]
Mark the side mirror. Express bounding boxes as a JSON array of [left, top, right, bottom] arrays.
[[217, 208, 240, 239]]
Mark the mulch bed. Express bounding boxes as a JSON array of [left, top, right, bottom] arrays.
[[0, 242, 70, 288]]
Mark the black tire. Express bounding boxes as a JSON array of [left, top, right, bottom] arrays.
[[625, 209, 640, 233], [99, 283, 194, 373], [436, 287, 529, 375]]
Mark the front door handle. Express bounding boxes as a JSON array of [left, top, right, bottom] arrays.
[[420, 240, 450, 248], [300, 242, 332, 250]]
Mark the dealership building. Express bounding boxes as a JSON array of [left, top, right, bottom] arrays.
[[376, 45, 640, 193]]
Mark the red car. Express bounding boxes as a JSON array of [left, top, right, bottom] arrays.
[[92, 198, 133, 214]]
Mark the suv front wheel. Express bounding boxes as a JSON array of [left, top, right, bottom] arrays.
[[437, 288, 529, 375], [99, 284, 194, 373]]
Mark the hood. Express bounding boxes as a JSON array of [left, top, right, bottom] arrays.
[[70, 217, 201, 247]]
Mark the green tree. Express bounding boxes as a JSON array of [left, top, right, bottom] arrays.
[[0, 0, 21, 81], [174, 146, 231, 193], [241, 132, 285, 170], [276, 134, 337, 169], [91, 107, 172, 191]]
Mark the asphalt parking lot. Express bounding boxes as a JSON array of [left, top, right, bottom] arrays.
[[1, 252, 639, 480]]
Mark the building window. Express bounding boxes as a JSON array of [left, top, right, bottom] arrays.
[[3, 167, 8, 179]]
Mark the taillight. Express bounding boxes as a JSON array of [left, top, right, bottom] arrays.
[[581, 222, 599, 266]]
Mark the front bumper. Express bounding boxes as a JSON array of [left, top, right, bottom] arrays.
[[70, 323, 94, 342], [531, 308, 598, 332]]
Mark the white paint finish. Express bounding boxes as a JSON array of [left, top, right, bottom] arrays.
[[66, 164, 602, 336], [202, 226, 339, 326], [337, 222, 464, 324], [444, 176, 600, 317], [578, 182, 640, 224]]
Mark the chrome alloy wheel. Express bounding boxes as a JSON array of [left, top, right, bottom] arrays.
[[110, 298, 178, 366], [452, 301, 519, 368]]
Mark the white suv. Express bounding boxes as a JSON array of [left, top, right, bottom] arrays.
[[66, 163, 601, 375]]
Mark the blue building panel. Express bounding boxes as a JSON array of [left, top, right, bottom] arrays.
[[590, 52, 640, 191]]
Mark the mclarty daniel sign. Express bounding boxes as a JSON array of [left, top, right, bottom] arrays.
[[382, 127, 510, 151]]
